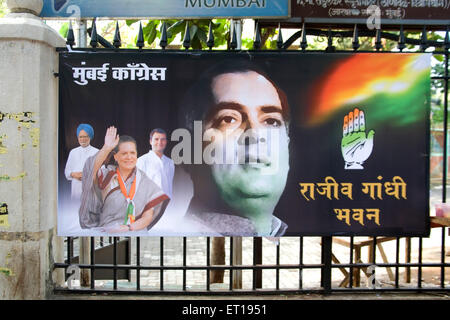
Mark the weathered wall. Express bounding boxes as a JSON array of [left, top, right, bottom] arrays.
[[0, 7, 66, 299]]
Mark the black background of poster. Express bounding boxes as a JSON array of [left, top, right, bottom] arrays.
[[59, 51, 430, 236]]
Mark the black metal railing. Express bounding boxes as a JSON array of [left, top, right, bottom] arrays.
[[54, 19, 450, 295]]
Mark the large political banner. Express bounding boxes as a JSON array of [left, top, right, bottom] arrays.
[[58, 51, 431, 237]]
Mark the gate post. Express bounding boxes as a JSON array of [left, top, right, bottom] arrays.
[[0, 0, 65, 299]]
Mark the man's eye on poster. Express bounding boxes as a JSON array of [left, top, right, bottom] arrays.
[[58, 52, 431, 237]]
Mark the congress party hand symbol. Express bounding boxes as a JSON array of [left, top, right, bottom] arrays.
[[341, 108, 375, 170]]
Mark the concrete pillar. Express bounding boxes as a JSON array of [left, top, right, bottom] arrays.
[[0, 0, 66, 299]]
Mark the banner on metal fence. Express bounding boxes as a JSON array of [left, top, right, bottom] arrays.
[[41, 0, 289, 18], [58, 51, 431, 237]]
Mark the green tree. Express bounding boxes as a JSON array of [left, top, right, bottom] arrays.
[[0, 0, 8, 18], [241, 26, 279, 50], [126, 19, 230, 49]]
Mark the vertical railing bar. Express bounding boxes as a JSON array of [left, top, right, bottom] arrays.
[[113, 237, 117, 290], [372, 236, 377, 264], [230, 19, 237, 50], [299, 236, 303, 290], [206, 237, 211, 291], [326, 27, 334, 52], [160, 237, 164, 291], [136, 237, 140, 291], [375, 28, 382, 51], [420, 25, 428, 52], [372, 236, 377, 290], [395, 237, 400, 288], [276, 240, 280, 290], [444, 48, 449, 202], [352, 24, 359, 51], [253, 20, 261, 50], [441, 47, 449, 289], [277, 22, 283, 50], [183, 20, 191, 50], [300, 22, 307, 51], [127, 237, 131, 286], [160, 20, 167, 49], [136, 21, 144, 50], [321, 237, 332, 293], [418, 237, 423, 288], [183, 237, 187, 291], [253, 237, 262, 290], [441, 227, 446, 288], [67, 237, 72, 265], [66, 20, 75, 48], [398, 25, 406, 52], [229, 237, 234, 291], [90, 18, 98, 49], [113, 20, 121, 49], [441, 42, 448, 203], [252, 238, 256, 291], [207, 21, 214, 50], [90, 237, 95, 289], [349, 236, 354, 288]]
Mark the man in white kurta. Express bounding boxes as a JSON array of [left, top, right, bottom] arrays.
[[137, 129, 175, 198], [64, 124, 99, 200]]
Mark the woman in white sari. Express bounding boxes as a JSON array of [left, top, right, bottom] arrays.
[[79, 126, 169, 233]]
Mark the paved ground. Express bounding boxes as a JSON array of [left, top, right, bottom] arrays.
[[51, 292, 449, 300]]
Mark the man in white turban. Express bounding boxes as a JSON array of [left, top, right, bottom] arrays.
[[64, 123, 99, 200]]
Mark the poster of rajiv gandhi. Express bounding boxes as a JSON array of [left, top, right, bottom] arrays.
[[57, 51, 431, 237]]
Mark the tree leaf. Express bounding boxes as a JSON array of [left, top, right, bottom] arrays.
[[167, 20, 185, 35], [196, 28, 207, 45], [191, 37, 202, 50], [190, 24, 198, 40], [433, 55, 444, 62], [126, 19, 139, 26], [143, 21, 158, 45], [59, 22, 69, 38]]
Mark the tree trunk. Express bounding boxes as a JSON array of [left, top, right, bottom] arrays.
[[210, 237, 225, 283]]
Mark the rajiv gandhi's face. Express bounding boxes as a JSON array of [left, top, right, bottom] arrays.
[[204, 71, 290, 219]]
